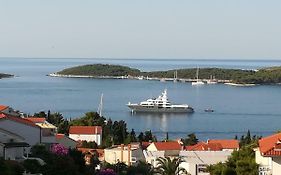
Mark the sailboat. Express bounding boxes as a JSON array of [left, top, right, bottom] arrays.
[[173, 70, 178, 82], [191, 67, 205, 86], [206, 75, 218, 84]]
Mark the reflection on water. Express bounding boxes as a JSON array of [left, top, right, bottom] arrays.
[[131, 112, 194, 133]]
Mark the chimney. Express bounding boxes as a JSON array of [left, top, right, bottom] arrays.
[[128, 144, 131, 166], [95, 126, 98, 134], [121, 144, 124, 162]]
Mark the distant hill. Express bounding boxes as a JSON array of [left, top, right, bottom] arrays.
[[58, 64, 141, 77], [56, 64, 281, 84]]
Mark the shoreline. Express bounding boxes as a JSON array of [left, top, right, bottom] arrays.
[[48, 73, 231, 83]]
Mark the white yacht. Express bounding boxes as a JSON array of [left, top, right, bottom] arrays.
[[127, 89, 194, 113], [192, 67, 205, 86]]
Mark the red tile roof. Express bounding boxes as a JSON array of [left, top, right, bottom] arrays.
[[56, 134, 65, 139], [185, 142, 223, 151], [208, 139, 239, 149], [153, 141, 181, 151], [0, 105, 8, 111], [25, 117, 46, 123], [259, 133, 281, 157], [69, 126, 102, 135], [0, 114, 38, 128]]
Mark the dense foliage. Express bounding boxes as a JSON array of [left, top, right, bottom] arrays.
[[182, 133, 199, 146], [28, 144, 89, 175], [57, 64, 281, 84], [0, 158, 24, 175], [155, 157, 188, 175]]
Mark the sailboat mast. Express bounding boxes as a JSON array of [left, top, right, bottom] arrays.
[[98, 93, 103, 116], [196, 67, 199, 81]]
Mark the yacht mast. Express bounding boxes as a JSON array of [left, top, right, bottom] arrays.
[[98, 93, 103, 116]]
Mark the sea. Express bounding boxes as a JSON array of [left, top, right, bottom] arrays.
[[1, 58, 281, 141]]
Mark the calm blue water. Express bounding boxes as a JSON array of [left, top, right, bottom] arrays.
[[1, 58, 281, 140]]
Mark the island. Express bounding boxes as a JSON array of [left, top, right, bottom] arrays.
[[0, 73, 13, 79], [49, 64, 281, 85]]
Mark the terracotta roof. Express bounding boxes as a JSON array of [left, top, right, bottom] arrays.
[[0, 105, 8, 111], [56, 134, 65, 139], [185, 142, 223, 151], [153, 141, 181, 151], [25, 117, 46, 123], [259, 133, 281, 157], [208, 139, 239, 149], [78, 148, 104, 155], [69, 126, 102, 135], [0, 114, 38, 128]]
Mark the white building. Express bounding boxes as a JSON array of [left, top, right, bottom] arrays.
[[0, 114, 41, 147], [255, 133, 281, 175], [69, 126, 102, 145], [146, 141, 182, 157], [179, 150, 233, 175], [25, 117, 57, 148], [180, 139, 239, 175], [143, 150, 165, 167], [0, 128, 30, 160], [104, 143, 144, 165], [0, 114, 58, 150]]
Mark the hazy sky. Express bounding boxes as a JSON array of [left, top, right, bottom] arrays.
[[1, 0, 281, 59]]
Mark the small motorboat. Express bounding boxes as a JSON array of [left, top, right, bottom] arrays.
[[204, 108, 214, 112]]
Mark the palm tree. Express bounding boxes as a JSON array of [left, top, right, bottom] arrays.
[[155, 157, 189, 175]]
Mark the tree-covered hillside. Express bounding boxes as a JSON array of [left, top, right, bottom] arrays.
[[56, 64, 281, 84], [58, 64, 141, 77]]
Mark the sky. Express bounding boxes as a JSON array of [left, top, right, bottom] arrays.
[[0, 0, 281, 59]]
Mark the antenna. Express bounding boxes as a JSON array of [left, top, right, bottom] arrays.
[[98, 93, 103, 116]]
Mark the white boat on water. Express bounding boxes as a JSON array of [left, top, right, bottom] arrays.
[[127, 89, 194, 113], [206, 75, 218, 84], [192, 67, 205, 86]]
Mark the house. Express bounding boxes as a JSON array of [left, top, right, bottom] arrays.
[[180, 150, 232, 175], [56, 134, 77, 149], [186, 139, 239, 151], [146, 141, 182, 157], [255, 133, 281, 175], [69, 126, 102, 145], [25, 117, 57, 148], [104, 143, 145, 165], [0, 128, 30, 160], [0, 114, 58, 150], [0, 114, 41, 147], [144, 141, 182, 167], [207, 139, 239, 151], [143, 150, 165, 167], [0, 105, 20, 117], [181, 139, 239, 175]]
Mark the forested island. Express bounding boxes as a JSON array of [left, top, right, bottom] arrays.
[[52, 64, 281, 85], [0, 73, 13, 79]]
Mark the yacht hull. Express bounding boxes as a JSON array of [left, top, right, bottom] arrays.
[[127, 105, 194, 113]]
